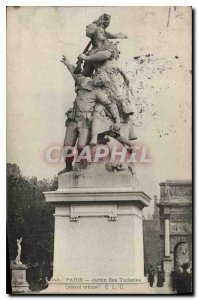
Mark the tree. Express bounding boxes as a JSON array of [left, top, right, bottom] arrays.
[[7, 164, 57, 288]]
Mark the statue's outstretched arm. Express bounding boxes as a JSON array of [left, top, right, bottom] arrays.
[[60, 55, 76, 79], [105, 31, 128, 39]]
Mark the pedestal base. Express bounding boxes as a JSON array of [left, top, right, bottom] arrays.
[[11, 263, 30, 294], [43, 168, 151, 294], [58, 165, 136, 189]]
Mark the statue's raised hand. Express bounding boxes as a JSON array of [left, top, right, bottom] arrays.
[[60, 55, 70, 66]]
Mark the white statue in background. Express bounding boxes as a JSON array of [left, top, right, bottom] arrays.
[[15, 237, 22, 264]]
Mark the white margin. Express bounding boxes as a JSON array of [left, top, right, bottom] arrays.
[[1, 1, 196, 299]]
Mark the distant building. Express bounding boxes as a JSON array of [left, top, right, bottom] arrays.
[[143, 180, 192, 279], [158, 180, 192, 276]]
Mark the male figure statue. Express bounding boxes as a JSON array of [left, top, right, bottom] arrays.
[[58, 56, 120, 174]]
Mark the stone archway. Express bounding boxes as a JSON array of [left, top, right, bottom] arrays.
[[174, 242, 190, 267]]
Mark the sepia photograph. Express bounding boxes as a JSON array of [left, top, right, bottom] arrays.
[[6, 5, 192, 295]]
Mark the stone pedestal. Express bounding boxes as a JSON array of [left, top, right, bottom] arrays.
[[11, 263, 30, 294], [43, 168, 152, 294]]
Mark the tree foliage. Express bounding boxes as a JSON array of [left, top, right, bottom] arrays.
[[7, 164, 57, 266]]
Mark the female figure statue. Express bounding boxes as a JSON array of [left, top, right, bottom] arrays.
[[78, 15, 137, 143], [15, 237, 22, 264]]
